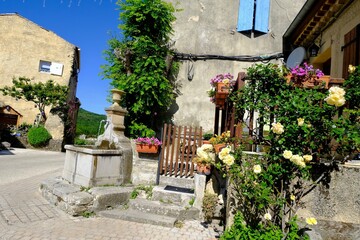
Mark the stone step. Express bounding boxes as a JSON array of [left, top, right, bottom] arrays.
[[159, 175, 195, 189], [98, 209, 177, 228], [152, 185, 195, 207], [129, 198, 199, 220]]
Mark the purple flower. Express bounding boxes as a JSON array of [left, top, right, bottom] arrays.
[[135, 136, 162, 146]]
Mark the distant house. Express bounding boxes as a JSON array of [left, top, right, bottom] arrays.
[[283, 0, 360, 79], [0, 13, 80, 144], [166, 0, 306, 132]]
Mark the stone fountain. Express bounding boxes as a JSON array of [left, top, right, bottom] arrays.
[[62, 89, 133, 187]]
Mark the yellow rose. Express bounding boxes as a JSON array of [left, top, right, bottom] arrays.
[[264, 213, 272, 221], [219, 147, 231, 160], [290, 155, 306, 168], [200, 144, 214, 152], [303, 155, 313, 163], [283, 150, 293, 159], [271, 122, 284, 135], [325, 93, 345, 107], [222, 154, 235, 166], [306, 217, 317, 225], [253, 164, 261, 173], [348, 64, 356, 73], [290, 195, 296, 201], [297, 118, 304, 126], [329, 86, 345, 96]]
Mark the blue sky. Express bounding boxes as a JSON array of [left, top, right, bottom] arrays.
[[1, 0, 122, 115]]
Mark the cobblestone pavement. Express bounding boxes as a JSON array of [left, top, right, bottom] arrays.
[[0, 170, 219, 240]]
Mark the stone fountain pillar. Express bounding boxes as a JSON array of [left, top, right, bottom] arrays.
[[103, 89, 133, 182]]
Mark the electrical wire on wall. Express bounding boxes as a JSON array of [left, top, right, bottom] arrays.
[[174, 52, 284, 63]]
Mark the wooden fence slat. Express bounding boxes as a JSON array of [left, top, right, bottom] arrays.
[[179, 126, 186, 176], [164, 124, 172, 175], [185, 127, 193, 176], [159, 123, 167, 174], [174, 126, 181, 176], [169, 125, 177, 175]]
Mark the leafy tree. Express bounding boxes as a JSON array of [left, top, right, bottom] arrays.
[[101, 0, 179, 138], [0, 77, 68, 123]]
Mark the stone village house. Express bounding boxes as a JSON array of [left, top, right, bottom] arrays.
[[0, 13, 80, 148], [166, 0, 306, 133]]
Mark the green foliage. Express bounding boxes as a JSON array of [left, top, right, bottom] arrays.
[[101, 0, 179, 138], [128, 122, 156, 138], [81, 211, 95, 218], [0, 77, 68, 123], [27, 126, 52, 147], [130, 185, 153, 200], [76, 108, 106, 137], [203, 132, 214, 140], [221, 214, 306, 240], [74, 138, 91, 146]]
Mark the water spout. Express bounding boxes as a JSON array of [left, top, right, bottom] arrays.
[[97, 119, 110, 139]]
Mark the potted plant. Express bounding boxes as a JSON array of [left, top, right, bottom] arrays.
[[202, 132, 214, 144], [286, 63, 327, 88], [207, 73, 236, 109], [192, 144, 216, 175], [135, 136, 162, 153], [209, 130, 233, 153]]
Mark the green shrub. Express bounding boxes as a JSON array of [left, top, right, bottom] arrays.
[[74, 138, 90, 146], [27, 126, 52, 147]]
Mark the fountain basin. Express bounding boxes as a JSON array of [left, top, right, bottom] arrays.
[[62, 145, 131, 187]]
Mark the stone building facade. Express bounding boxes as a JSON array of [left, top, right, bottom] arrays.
[[0, 13, 80, 141], [283, 0, 360, 79], [166, 0, 306, 132]]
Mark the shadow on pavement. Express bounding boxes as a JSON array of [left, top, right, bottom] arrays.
[[0, 149, 14, 155]]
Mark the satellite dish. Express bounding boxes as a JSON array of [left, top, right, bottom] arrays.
[[286, 47, 306, 69]]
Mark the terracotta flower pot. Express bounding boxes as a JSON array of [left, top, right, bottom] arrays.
[[214, 143, 226, 153], [136, 144, 159, 153], [196, 163, 212, 175]]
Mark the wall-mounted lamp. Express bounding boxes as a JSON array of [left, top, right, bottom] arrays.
[[5, 105, 10, 112], [309, 44, 320, 57]]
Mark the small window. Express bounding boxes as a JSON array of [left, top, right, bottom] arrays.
[[39, 60, 51, 73], [39, 60, 63, 76]]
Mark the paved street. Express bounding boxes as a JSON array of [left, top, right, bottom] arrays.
[[0, 148, 218, 239]]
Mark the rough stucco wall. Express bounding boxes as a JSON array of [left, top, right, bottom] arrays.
[[298, 165, 360, 225], [315, 0, 360, 78], [0, 14, 77, 140], [166, 0, 306, 132]]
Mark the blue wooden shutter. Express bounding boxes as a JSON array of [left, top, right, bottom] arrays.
[[237, 0, 255, 32], [254, 0, 270, 33]]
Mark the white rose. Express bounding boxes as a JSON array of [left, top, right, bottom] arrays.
[[303, 155, 313, 163], [264, 213, 272, 221], [271, 122, 284, 135], [222, 154, 235, 166], [297, 118, 304, 126], [253, 164, 261, 173], [283, 150, 293, 159]]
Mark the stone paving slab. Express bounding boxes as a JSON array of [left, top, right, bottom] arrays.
[[0, 169, 219, 239]]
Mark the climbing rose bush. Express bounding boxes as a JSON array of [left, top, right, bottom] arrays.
[[222, 63, 359, 239]]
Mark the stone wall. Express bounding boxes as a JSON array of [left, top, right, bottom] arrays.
[[298, 164, 360, 225], [165, 0, 306, 132]]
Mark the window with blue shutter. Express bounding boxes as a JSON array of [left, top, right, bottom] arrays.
[[237, 0, 270, 33]]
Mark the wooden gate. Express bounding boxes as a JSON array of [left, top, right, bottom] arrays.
[[159, 124, 203, 178]]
